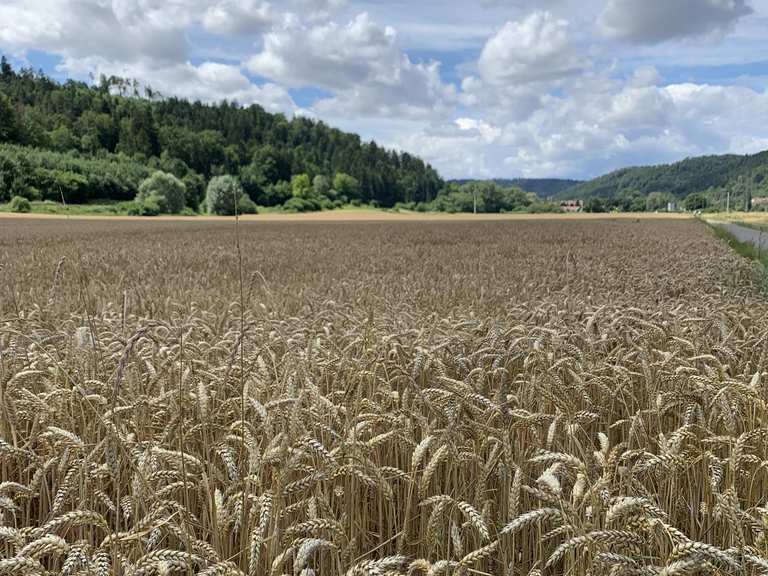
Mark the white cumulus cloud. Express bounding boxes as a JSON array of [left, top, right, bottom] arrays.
[[201, 0, 275, 35], [0, 0, 297, 112], [478, 11, 588, 85], [248, 13, 456, 119], [395, 71, 768, 180]]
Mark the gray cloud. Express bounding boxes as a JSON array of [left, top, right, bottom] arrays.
[[599, 0, 754, 44]]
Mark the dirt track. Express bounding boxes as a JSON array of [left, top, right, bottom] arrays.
[[0, 209, 693, 223]]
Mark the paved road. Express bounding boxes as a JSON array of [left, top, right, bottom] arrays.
[[709, 221, 768, 251]]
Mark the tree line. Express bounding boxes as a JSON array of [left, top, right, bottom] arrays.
[[0, 57, 447, 212], [562, 152, 768, 212]]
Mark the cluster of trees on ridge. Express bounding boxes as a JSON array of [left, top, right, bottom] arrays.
[[0, 140, 376, 215], [394, 181, 560, 214], [559, 152, 768, 212], [0, 57, 455, 214], [576, 190, 709, 213], [449, 153, 768, 214], [452, 178, 582, 198]]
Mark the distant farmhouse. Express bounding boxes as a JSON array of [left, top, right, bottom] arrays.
[[752, 197, 768, 211], [560, 199, 583, 213]]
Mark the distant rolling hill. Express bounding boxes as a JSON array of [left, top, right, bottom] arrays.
[[558, 151, 768, 202], [451, 178, 582, 197]]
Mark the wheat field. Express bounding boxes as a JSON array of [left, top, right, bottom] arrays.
[[1, 216, 767, 576]]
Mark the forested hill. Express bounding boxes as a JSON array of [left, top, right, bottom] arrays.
[[559, 151, 768, 207], [451, 178, 581, 197], [0, 57, 443, 208]]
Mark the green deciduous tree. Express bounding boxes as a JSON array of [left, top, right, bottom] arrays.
[[205, 175, 246, 215], [313, 175, 331, 198], [333, 173, 360, 202], [51, 170, 88, 203], [251, 145, 291, 184], [182, 172, 206, 211], [240, 162, 268, 204], [136, 171, 187, 214], [49, 125, 77, 152], [17, 107, 48, 147], [683, 192, 708, 211], [160, 127, 226, 177], [291, 174, 313, 199], [76, 111, 118, 153], [584, 197, 607, 213], [263, 180, 292, 206], [645, 191, 674, 212]]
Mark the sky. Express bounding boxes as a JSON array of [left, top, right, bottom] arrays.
[[1, 0, 767, 180]]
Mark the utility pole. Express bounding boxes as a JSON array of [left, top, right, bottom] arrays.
[[473, 189, 477, 214], [726, 188, 731, 213]]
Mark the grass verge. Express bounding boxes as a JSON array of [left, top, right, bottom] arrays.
[[708, 221, 768, 293], [0, 200, 139, 216], [0, 200, 388, 217]]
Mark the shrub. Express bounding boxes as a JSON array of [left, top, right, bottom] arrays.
[[139, 195, 162, 216], [283, 196, 321, 213], [205, 175, 246, 215], [394, 202, 416, 211], [9, 195, 31, 213], [584, 197, 607, 213], [238, 195, 259, 214], [528, 201, 562, 214], [136, 171, 187, 214], [121, 201, 143, 215], [262, 181, 292, 206]]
